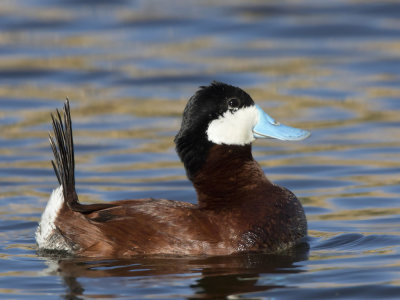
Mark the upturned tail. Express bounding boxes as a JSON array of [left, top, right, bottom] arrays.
[[36, 99, 78, 252], [49, 99, 79, 209], [37, 100, 117, 252], [49, 100, 114, 214]]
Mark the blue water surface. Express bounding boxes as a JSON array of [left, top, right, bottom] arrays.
[[1, 0, 400, 299]]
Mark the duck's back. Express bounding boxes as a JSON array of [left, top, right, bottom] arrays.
[[44, 196, 223, 256]]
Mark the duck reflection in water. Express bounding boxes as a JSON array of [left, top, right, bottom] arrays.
[[43, 244, 308, 300]]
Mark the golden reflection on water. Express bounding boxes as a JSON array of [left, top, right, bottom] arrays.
[[0, 1, 400, 298], [0, 0, 399, 254]]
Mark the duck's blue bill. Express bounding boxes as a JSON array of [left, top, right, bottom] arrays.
[[253, 105, 310, 141]]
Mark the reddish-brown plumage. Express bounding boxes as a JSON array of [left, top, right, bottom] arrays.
[[53, 144, 306, 257]]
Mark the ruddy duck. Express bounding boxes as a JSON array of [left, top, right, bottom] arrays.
[[36, 82, 310, 257]]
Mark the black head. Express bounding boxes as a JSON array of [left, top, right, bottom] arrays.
[[174, 82, 255, 180]]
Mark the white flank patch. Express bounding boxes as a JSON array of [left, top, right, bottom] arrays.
[[207, 105, 259, 145], [35, 186, 71, 251]]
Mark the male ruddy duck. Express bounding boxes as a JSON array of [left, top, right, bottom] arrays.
[[36, 82, 310, 257]]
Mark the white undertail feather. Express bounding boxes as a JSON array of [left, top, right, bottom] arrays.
[[36, 186, 72, 252], [207, 105, 259, 145]]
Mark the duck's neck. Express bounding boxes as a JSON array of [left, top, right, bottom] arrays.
[[192, 144, 270, 210]]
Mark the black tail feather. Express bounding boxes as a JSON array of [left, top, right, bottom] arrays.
[[49, 99, 116, 214], [49, 99, 78, 207]]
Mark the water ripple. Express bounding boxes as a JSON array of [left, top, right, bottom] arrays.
[[1, 0, 400, 299]]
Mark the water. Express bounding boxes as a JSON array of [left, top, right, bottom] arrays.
[[1, 0, 400, 298]]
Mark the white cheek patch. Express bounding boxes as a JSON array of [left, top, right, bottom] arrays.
[[206, 105, 259, 145]]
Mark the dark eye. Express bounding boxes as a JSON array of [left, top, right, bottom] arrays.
[[228, 98, 240, 109]]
